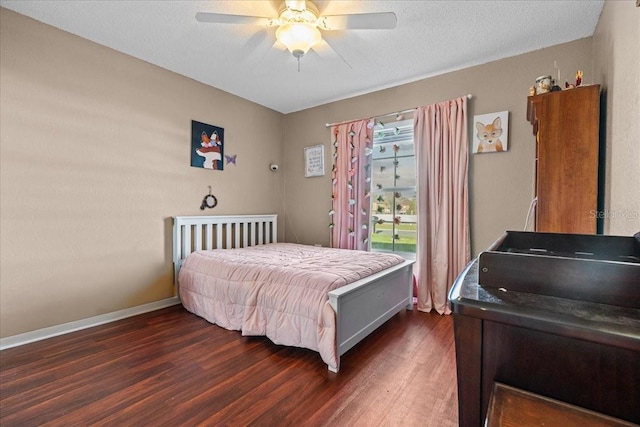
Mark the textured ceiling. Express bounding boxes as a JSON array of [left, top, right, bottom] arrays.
[[0, 0, 604, 114]]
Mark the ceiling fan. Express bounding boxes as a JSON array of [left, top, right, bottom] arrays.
[[195, 0, 397, 68]]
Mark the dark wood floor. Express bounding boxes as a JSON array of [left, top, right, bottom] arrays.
[[0, 305, 458, 426]]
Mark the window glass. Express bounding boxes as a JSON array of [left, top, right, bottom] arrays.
[[369, 119, 417, 257]]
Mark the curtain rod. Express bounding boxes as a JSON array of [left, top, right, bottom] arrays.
[[325, 94, 473, 128]]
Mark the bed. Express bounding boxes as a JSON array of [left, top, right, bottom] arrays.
[[173, 214, 415, 372]]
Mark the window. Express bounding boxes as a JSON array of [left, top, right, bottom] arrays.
[[369, 118, 417, 258]]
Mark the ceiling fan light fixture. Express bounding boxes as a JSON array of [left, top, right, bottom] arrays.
[[195, 0, 397, 70], [276, 22, 321, 58], [284, 0, 307, 12]]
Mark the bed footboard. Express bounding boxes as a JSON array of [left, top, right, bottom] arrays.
[[328, 259, 415, 373]]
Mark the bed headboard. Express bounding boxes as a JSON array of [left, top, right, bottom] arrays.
[[173, 214, 278, 284]]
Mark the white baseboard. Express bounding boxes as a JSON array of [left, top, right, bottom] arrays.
[[0, 297, 181, 351]]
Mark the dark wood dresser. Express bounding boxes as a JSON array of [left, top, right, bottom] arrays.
[[449, 232, 640, 426]]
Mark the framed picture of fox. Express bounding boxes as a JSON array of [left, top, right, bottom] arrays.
[[472, 111, 509, 154]]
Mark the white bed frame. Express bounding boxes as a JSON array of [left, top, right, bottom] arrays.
[[173, 214, 414, 372]]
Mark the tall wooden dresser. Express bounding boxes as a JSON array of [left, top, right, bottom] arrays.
[[527, 85, 600, 233]]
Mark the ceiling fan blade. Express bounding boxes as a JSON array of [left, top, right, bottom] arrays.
[[248, 40, 294, 75], [312, 39, 352, 69], [318, 12, 397, 30], [251, 33, 285, 60], [195, 12, 274, 26], [243, 27, 277, 55]]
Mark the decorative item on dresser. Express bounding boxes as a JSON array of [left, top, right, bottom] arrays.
[[526, 84, 600, 234], [172, 214, 415, 372]]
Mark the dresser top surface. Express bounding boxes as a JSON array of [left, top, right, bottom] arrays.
[[449, 259, 640, 349]]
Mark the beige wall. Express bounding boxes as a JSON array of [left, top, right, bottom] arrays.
[[0, 9, 284, 338], [3, 2, 638, 340], [592, 0, 640, 236], [283, 38, 594, 256]]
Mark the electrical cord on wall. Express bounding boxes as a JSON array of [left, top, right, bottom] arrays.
[[275, 167, 301, 243], [523, 154, 538, 232], [284, 207, 301, 244], [523, 197, 538, 231]]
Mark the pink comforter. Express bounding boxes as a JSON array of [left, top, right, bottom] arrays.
[[178, 243, 405, 370]]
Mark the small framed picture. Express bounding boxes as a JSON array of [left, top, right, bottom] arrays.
[[304, 145, 325, 177], [472, 111, 509, 154], [192, 120, 224, 170]]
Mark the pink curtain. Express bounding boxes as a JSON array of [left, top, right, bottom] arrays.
[[414, 97, 470, 314], [330, 119, 373, 250]]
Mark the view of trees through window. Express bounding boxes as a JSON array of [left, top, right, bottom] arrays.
[[369, 118, 417, 257]]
